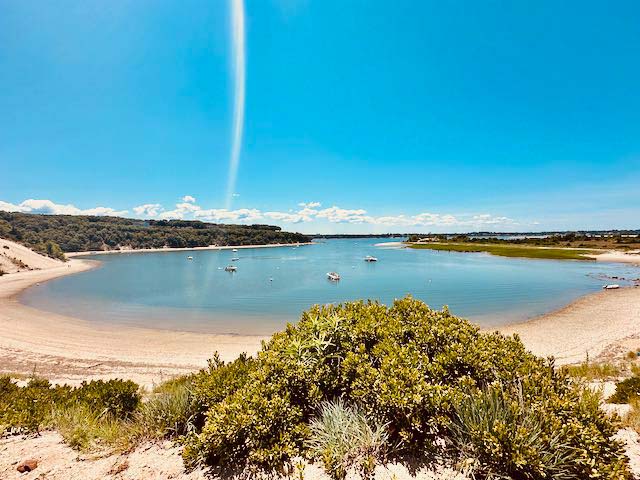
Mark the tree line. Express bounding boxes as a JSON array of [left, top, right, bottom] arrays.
[[0, 211, 310, 256]]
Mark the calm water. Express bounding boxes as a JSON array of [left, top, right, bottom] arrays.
[[21, 239, 638, 335]]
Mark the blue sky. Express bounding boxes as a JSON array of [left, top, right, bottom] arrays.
[[1, 0, 639, 233]]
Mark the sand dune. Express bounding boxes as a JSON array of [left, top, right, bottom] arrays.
[[0, 238, 62, 274]]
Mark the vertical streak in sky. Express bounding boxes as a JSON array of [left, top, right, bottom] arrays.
[[225, 0, 245, 209]]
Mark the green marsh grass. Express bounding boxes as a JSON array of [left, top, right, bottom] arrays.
[[409, 242, 597, 260]]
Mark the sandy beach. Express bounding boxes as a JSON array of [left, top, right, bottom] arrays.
[[0, 257, 266, 388], [500, 286, 640, 364]]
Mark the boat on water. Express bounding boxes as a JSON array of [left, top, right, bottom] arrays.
[[364, 255, 378, 262], [225, 265, 238, 272], [327, 272, 341, 281], [187, 256, 193, 260], [232, 248, 238, 252], [231, 257, 240, 261], [603, 284, 620, 290]]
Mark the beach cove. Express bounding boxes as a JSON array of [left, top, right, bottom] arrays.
[[1, 239, 639, 386]]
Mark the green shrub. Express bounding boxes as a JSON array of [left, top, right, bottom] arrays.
[[609, 376, 640, 404], [189, 353, 257, 428], [0, 377, 70, 434], [182, 297, 630, 478], [307, 399, 388, 480], [0, 377, 139, 434], [450, 386, 593, 478], [38, 240, 66, 261], [73, 379, 140, 419]]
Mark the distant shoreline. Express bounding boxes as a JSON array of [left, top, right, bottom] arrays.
[[66, 241, 314, 258]]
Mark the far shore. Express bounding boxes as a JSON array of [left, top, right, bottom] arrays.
[[66, 241, 314, 258], [1, 243, 639, 387]]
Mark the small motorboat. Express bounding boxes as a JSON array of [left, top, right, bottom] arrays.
[[364, 255, 378, 262], [327, 272, 341, 281], [231, 257, 240, 261], [232, 248, 238, 252], [603, 284, 620, 290], [187, 256, 193, 260], [225, 265, 238, 272]]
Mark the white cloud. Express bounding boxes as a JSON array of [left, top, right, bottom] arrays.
[[0, 199, 127, 216], [0, 200, 30, 213], [264, 211, 309, 223], [195, 208, 262, 223], [158, 202, 202, 220], [1, 197, 519, 231], [315, 206, 372, 224], [133, 203, 163, 217]]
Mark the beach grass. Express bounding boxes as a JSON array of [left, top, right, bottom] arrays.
[[408, 242, 597, 260], [564, 361, 622, 380]]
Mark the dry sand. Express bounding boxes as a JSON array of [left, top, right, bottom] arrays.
[[0, 431, 467, 480], [0, 238, 63, 274], [590, 249, 640, 265], [500, 286, 640, 364]]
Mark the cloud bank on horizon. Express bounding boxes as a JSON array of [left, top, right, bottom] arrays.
[[0, 197, 521, 232]]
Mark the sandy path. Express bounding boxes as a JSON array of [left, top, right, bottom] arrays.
[[500, 286, 640, 365], [0, 259, 266, 387]]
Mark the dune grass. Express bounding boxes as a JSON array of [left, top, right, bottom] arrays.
[[564, 362, 622, 381], [409, 242, 597, 260]]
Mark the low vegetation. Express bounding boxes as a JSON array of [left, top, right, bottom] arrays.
[[609, 377, 640, 404], [0, 378, 140, 438], [565, 361, 622, 381], [408, 231, 640, 251], [408, 242, 597, 260], [0, 298, 632, 478], [181, 297, 629, 478], [0, 211, 310, 255]]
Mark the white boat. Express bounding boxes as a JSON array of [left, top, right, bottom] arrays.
[[225, 265, 238, 272], [603, 284, 620, 290], [187, 256, 193, 260], [364, 255, 378, 262], [231, 257, 240, 261], [327, 272, 341, 281], [232, 248, 238, 252]]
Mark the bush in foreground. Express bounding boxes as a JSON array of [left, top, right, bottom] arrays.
[[182, 297, 630, 478]]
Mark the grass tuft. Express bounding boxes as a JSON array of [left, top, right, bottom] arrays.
[[307, 399, 388, 480]]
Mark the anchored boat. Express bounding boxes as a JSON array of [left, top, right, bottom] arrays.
[[364, 255, 378, 262], [225, 265, 238, 272], [327, 272, 341, 281]]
